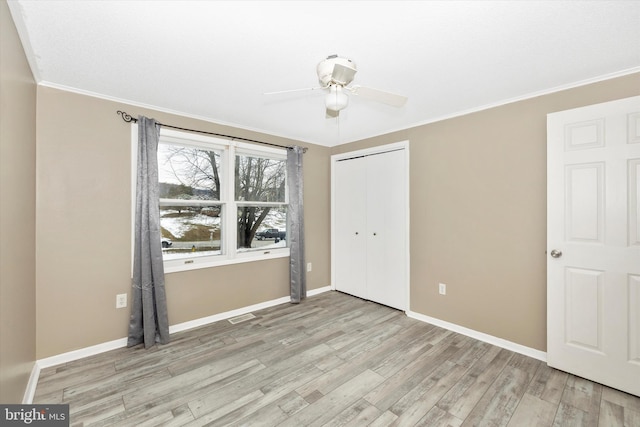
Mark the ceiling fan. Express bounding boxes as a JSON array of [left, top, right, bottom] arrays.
[[265, 55, 408, 118]]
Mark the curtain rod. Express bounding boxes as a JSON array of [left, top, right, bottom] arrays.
[[117, 110, 307, 153]]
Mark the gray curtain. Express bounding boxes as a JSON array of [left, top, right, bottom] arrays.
[[287, 146, 306, 303], [128, 116, 170, 348]]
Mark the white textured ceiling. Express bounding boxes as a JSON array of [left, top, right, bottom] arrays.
[[8, 0, 640, 147]]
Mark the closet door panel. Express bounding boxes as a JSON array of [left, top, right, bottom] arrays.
[[366, 150, 406, 310], [334, 157, 367, 300]]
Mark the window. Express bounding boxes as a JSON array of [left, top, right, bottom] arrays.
[[158, 142, 223, 262], [235, 153, 287, 252], [133, 127, 289, 272]]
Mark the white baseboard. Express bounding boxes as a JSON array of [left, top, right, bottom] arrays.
[[22, 362, 40, 404], [37, 337, 129, 370], [406, 310, 547, 362], [170, 286, 331, 334], [307, 285, 332, 297], [168, 296, 290, 334]]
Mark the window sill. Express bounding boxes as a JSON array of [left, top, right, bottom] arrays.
[[163, 248, 290, 274]]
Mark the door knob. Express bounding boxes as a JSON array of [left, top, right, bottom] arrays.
[[550, 249, 562, 258]]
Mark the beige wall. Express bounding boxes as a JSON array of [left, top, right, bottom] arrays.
[[35, 87, 331, 358], [31, 73, 640, 360], [332, 73, 640, 351], [0, 0, 37, 403]]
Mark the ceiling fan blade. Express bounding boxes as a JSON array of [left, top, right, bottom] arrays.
[[263, 86, 326, 95], [349, 85, 408, 107], [326, 108, 339, 119], [331, 63, 357, 86]]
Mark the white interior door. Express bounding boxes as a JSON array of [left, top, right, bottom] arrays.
[[547, 96, 640, 396], [334, 156, 367, 300], [366, 149, 406, 310]]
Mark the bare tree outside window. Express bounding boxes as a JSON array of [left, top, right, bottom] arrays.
[[159, 146, 221, 200], [157, 144, 287, 257], [158, 145, 222, 259], [235, 154, 286, 248]]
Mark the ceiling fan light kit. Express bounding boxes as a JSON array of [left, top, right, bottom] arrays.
[[326, 85, 349, 112], [266, 54, 408, 118]]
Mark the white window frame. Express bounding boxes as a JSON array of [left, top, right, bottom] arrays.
[[131, 125, 289, 274]]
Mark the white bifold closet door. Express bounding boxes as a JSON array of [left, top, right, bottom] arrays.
[[333, 147, 407, 311]]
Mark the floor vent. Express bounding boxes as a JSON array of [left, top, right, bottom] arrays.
[[228, 313, 256, 324]]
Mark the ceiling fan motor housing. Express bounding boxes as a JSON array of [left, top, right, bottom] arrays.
[[317, 55, 357, 86]]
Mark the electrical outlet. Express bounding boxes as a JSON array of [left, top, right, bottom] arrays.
[[307, 262, 312, 272], [116, 293, 127, 309], [439, 283, 447, 295]]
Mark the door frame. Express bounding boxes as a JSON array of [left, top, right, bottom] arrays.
[[330, 140, 411, 311]]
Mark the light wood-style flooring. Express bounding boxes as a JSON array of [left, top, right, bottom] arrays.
[[34, 291, 640, 426]]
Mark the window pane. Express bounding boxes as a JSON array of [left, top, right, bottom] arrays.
[[237, 206, 287, 251], [158, 144, 221, 200], [235, 154, 285, 202], [160, 205, 222, 259]]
